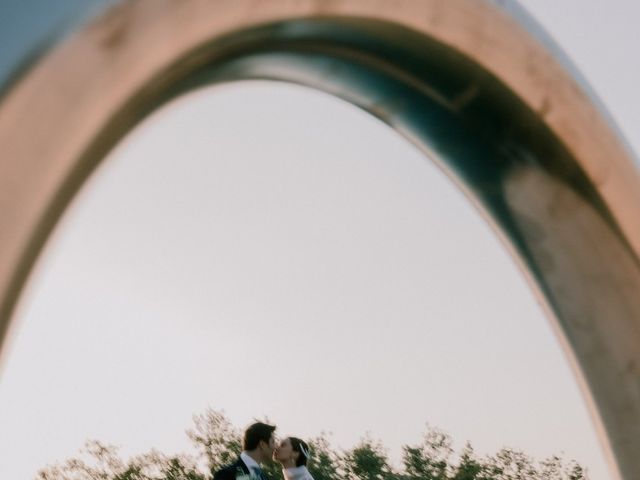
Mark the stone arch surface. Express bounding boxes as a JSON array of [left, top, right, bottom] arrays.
[[1, 1, 639, 478]]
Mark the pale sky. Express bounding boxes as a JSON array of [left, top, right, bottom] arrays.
[[1, 2, 639, 480]]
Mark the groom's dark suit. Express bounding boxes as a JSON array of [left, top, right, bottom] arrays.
[[213, 457, 263, 480], [213, 457, 248, 480]]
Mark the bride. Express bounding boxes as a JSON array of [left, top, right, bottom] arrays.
[[273, 436, 314, 480]]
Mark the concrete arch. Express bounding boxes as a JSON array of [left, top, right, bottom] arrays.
[[0, 1, 639, 478]]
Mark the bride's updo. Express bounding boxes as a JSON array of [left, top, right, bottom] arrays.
[[289, 437, 310, 467]]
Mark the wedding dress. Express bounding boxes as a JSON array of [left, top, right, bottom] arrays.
[[282, 466, 314, 480]]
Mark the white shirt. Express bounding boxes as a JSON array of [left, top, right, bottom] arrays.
[[282, 466, 314, 480], [240, 451, 261, 471]]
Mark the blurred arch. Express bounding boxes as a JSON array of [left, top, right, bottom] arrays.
[[1, 1, 639, 478]]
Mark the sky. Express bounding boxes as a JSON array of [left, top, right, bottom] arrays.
[[1, 1, 639, 479]]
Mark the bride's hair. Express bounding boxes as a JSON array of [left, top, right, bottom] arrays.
[[289, 437, 310, 467]]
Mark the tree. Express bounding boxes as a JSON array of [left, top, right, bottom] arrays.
[[567, 463, 588, 480], [186, 408, 241, 474], [402, 425, 453, 480], [37, 408, 590, 480], [451, 443, 482, 480], [481, 447, 538, 480], [306, 434, 341, 480], [342, 437, 398, 480], [36, 440, 203, 480]]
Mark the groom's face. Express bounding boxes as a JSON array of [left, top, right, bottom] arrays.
[[259, 433, 276, 461]]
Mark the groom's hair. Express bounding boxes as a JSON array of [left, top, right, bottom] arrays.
[[243, 422, 276, 450], [290, 437, 309, 467]]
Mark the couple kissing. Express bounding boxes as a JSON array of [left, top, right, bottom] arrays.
[[213, 422, 314, 480]]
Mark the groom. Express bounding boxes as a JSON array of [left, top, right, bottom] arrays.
[[213, 422, 277, 480]]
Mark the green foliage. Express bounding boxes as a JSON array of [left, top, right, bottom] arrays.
[[36, 441, 204, 480], [306, 434, 341, 480], [481, 448, 538, 480], [451, 444, 482, 480], [37, 409, 590, 480], [402, 425, 453, 480], [342, 437, 397, 480], [186, 408, 241, 473], [261, 455, 283, 480]]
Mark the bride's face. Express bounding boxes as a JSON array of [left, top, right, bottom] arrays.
[[273, 437, 295, 464]]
